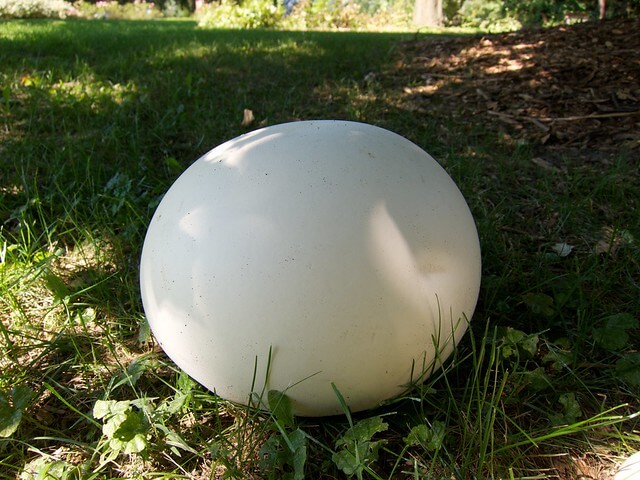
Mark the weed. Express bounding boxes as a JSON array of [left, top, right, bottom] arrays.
[[0, 385, 35, 437]]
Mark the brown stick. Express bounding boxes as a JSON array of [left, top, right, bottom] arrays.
[[488, 109, 640, 123]]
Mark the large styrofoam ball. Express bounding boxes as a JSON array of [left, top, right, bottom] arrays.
[[140, 120, 481, 417], [615, 451, 640, 480]]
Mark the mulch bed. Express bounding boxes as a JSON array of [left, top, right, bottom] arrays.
[[389, 18, 640, 157]]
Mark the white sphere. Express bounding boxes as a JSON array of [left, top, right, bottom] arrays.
[[615, 451, 640, 480], [140, 120, 481, 416]]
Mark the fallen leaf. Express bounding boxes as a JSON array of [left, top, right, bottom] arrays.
[[595, 227, 635, 255], [241, 108, 254, 127], [552, 242, 573, 257]]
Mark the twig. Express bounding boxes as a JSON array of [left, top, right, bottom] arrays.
[[537, 110, 640, 122], [488, 109, 640, 123]]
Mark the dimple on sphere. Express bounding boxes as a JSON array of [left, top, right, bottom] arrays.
[[140, 120, 481, 417]]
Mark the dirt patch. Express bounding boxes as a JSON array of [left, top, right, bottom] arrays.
[[389, 19, 640, 156]]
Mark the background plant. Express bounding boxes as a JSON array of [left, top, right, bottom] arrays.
[[455, 0, 522, 31], [3, 0, 638, 26], [73, 0, 164, 19], [196, 0, 412, 31], [196, 0, 282, 29], [0, 0, 79, 18]]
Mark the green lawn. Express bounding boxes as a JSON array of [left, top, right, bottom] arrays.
[[1, 18, 639, 479]]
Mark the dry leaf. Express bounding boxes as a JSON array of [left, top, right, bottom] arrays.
[[552, 243, 573, 257], [595, 227, 635, 255], [241, 108, 255, 127]]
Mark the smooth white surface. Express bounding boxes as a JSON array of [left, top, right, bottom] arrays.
[[140, 120, 481, 416], [616, 451, 640, 480]]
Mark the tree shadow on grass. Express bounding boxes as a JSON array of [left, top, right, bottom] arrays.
[[1, 21, 423, 215]]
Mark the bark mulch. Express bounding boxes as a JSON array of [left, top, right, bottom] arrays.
[[389, 18, 640, 157]]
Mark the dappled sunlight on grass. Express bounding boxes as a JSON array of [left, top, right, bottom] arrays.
[[47, 78, 138, 108]]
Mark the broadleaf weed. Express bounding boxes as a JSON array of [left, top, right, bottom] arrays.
[[332, 416, 388, 478], [0, 384, 35, 438]]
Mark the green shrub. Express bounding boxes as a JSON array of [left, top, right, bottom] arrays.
[[197, 0, 283, 29], [503, 0, 585, 25], [162, 0, 192, 17], [196, 0, 410, 31], [457, 0, 521, 31], [457, 0, 611, 28], [74, 0, 163, 19], [0, 0, 79, 18], [282, 0, 363, 29], [362, 0, 412, 30]]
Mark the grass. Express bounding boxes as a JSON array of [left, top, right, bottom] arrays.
[[1, 17, 639, 479]]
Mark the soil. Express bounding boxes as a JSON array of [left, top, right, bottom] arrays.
[[389, 18, 640, 158]]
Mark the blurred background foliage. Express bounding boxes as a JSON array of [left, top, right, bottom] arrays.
[[1, 0, 639, 30]]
